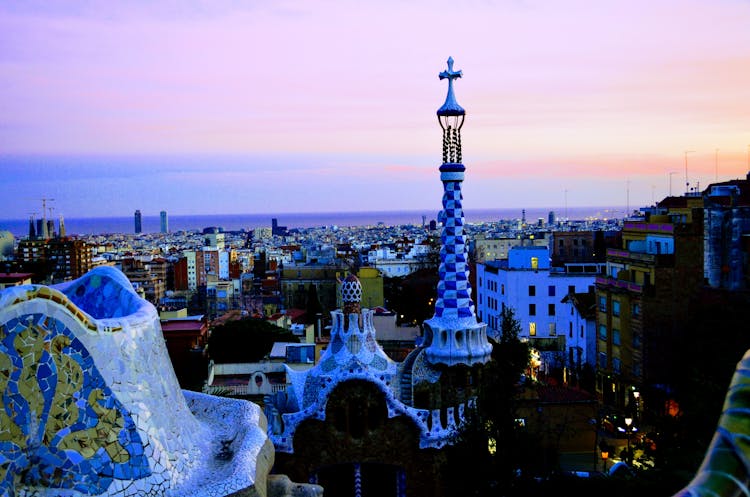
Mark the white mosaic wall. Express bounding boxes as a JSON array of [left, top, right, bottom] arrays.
[[0, 266, 271, 496]]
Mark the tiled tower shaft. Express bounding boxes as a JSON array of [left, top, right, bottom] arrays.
[[434, 162, 474, 319]]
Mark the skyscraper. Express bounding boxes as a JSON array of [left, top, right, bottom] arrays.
[[134, 210, 142, 234], [160, 210, 168, 234]]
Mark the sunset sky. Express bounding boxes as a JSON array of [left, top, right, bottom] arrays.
[[1, 0, 749, 219]]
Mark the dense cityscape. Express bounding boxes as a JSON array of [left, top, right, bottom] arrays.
[[2, 170, 750, 495]]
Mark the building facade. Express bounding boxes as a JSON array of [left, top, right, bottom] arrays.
[[476, 246, 602, 377], [595, 196, 704, 409]]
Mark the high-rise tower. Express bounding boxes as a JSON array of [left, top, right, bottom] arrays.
[[134, 210, 142, 234], [160, 210, 168, 234], [423, 57, 492, 367]]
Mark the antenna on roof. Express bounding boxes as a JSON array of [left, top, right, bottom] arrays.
[[684, 150, 695, 195]]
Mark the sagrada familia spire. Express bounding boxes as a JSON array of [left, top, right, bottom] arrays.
[[423, 57, 492, 366]]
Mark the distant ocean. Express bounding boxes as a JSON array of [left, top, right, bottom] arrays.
[[0, 207, 626, 238]]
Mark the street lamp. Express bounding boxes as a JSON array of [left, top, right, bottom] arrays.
[[624, 417, 633, 465]]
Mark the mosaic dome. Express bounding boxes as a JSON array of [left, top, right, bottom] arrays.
[[341, 274, 362, 303]]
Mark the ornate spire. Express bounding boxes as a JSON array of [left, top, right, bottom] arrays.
[[423, 57, 491, 367], [437, 57, 466, 164]]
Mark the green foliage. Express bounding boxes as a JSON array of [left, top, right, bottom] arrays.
[[304, 284, 323, 325], [445, 307, 532, 494], [207, 318, 298, 363], [384, 269, 439, 325]]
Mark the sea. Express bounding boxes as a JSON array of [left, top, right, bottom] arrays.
[[0, 206, 626, 238]]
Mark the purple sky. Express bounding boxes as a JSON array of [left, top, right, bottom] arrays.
[[2, 0, 750, 219]]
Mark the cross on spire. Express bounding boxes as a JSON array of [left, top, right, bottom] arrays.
[[437, 56, 465, 117], [439, 56, 462, 84]]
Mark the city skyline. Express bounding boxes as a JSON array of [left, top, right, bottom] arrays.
[[2, 0, 749, 219]]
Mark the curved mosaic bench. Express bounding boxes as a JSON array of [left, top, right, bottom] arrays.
[[673, 350, 750, 497], [0, 266, 273, 497]]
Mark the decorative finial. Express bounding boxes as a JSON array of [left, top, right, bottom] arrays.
[[437, 57, 465, 164], [341, 274, 362, 325], [437, 57, 465, 117]]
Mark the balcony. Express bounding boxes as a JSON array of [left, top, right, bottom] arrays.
[[606, 248, 655, 264], [596, 276, 643, 294], [623, 221, 674, 234], [606, 248, 675, 267]]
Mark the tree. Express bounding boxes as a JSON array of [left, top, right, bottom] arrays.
[[207, 319, 299, 363], [385, 268, 438, 326], [304, 284, 323, 325], [445, 307, 531, 495]]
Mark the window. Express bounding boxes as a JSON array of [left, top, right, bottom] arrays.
[[598, 324, 607, 340], [599, 352, 607, 369], [548, 303, 555, 316], [633, 333, 642, 348], [632, 303, 641, 317], [529, 322, 537, 336], [548, 285, 556, 297], [568, 285, 575, 294], [529, 303, 536, 316], [569, 322, 573, 338], [613, 329, 621, 346], [528, 285, 536, 296], [580, 324, 584, 338], [531, 257, 538, 270], [598, 296, 607, 312], [501, 284, 505, 295], [613, 300, 621, 317], [549, 322, 556, 336], [613, 357, 622, 374]]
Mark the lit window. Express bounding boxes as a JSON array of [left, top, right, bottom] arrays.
[[529, 322, 537, 336], [531, 257, 538, 269], [598, 324, 607, 340]]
